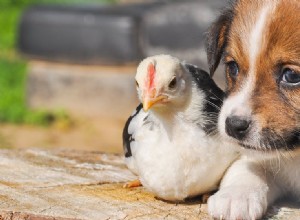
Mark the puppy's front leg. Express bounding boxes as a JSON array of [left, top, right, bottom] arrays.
[[208, 156, 281, 220]]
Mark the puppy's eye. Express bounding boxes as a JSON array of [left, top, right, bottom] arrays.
[[168, 77, 177, 89], [281, 68, 300, 85], [135, 80, 139, 88], [226, 61, 239, 78]]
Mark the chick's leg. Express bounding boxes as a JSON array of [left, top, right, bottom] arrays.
[[123, 179, 142, 188], [202, 192, 213, 203]]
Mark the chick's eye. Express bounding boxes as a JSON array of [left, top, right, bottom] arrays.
[[226, 61, 239, 78], [281, 68, 300, 85], [168, 77, 177, 89], [135, 80, 139, 88]]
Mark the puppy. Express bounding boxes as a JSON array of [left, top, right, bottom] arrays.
[[205, 0, 300, 219]]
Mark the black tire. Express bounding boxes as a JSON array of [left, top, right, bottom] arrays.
[[18, 3, 162, 65], [141, 0, 226, 66]]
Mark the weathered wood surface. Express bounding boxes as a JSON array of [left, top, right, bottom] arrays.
[[0, 149, 298, 220]]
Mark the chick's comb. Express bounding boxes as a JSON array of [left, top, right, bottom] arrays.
[[147, 62, 156, 90]]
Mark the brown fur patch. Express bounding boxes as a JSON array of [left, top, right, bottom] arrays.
[[224, 0, 300, 149]]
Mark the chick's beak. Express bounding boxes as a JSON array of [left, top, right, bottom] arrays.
[[143, 89, 167, 111]]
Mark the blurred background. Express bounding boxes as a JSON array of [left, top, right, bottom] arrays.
[[0, 0, 226, 153]]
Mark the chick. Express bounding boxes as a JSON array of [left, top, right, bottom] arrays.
[[123, 55, 239, 201]]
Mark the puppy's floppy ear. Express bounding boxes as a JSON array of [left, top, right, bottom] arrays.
[[206, 8, 234, 77]]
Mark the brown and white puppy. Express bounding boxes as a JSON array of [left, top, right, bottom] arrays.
[[206, 0, 300, 219]]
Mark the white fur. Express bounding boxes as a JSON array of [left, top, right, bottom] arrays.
[[218, 78, 254, 141], [126, 55, 239, 201], [208, 152, 300, 220], [208, 156, 271, 220], [249, 5, 271, 71]]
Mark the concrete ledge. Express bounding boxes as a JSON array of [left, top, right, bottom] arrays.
[[27, 61, 139, 119], [0, 148, 298, 220]]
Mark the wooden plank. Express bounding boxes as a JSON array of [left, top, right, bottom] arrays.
[[0, 149, 298, 220]]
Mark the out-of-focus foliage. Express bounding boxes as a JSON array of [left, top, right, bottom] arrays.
[[0, 0, 115, 126], [0, 59, 27, 123], [0, 6, 20, 53], [0, 58, 71, 126]]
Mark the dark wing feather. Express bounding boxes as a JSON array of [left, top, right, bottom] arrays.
[[183, 63, 225, 134], [122, 104, 143, 158]]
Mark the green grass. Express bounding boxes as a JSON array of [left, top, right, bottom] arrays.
[[0, 59, 27, 123], [0, 0, 115, 126], [0, 58, 70, 126]]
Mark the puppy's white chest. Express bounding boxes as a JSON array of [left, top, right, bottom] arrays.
[[273, 154, 300, 197]]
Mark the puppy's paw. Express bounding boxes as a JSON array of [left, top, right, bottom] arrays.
[[208, 186, 268, 220]]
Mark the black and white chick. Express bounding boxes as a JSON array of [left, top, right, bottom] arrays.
[[123, 54, 239, 201]]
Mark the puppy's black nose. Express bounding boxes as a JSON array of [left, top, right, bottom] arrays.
[[225, 116, 251, 140]]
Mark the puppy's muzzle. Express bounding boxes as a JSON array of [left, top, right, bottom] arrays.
[[225, 116, 251, 140]]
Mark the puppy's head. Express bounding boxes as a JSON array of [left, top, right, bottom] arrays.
[[207, 0, 300, 152]]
